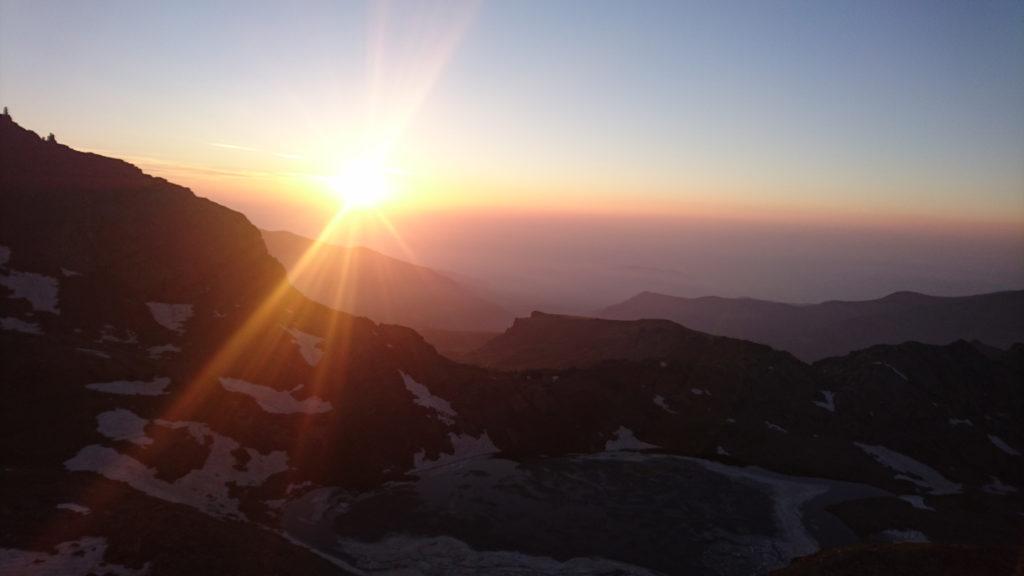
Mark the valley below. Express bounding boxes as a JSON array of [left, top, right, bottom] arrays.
[[282, 452, 894, 576]]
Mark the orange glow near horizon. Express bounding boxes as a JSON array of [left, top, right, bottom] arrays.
[[94, 139, 1023, 237]]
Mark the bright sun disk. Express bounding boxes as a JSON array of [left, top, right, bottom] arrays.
[[325, 156, 395, 210]]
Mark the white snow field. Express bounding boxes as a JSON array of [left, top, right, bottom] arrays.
[[86, 377, 171, 396], [66, 410, 288, 520], [146, 302, 193, 333], [855, 443, 961, 495], [401, 371, 457, 424], [219, 377, 332, 414]]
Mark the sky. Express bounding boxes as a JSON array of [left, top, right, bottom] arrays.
[[1, 0, 1022, 305]]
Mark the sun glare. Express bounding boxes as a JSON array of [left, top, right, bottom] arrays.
[[325, 155, 396, 210]]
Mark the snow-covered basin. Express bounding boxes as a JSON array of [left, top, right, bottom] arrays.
[[281, 452, 888, 576]]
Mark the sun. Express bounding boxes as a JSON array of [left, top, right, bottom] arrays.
[[325, 155, 396, 210]]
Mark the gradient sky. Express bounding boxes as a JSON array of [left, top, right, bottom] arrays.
[[2, 0, 1023, 222], [1, 1, 1022, 304]]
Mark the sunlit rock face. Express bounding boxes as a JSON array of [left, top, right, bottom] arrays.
[[1, 116, 1022, 575]]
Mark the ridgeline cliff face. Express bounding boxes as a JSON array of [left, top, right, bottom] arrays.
[[1, 116, 1020, 575]]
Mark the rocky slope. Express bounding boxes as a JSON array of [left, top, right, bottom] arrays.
[[771, 543, 1020, 576], [465, 311, 1022, 488], [261, 229, 513, 332], [0, 114, 486, 574], [598, 290, 1024, 361], [1, 115, 1020, 575]]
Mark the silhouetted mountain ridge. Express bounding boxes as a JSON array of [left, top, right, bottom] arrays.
[[466, 310, 780, 370], [598, 289, 1024, 361]]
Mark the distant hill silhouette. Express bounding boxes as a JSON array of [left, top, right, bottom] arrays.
[[597, 290, 1024, 361], [261, 229, 513, 333], [466, 311, 751, 370], [414, 326, 501, 362]]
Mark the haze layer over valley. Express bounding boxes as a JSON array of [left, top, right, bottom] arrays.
[[237, 206, 1024, 315]]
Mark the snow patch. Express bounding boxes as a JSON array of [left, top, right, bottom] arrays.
[[692, 458, 829, 563], [56, 503, 91, 515], [690, 388, 710, 396], [413, 432, 499, 471], [97, 409, 152, 446], [716, 446, 730, 456], [147, 344, 181, 359], [604, 426, 658, 451], [285, 328, 324, 366], [401, 371, 457, 424], [948, 418, 972, 426], [899, 495, 934, 511], [98, 325, 138, 344], [0, 269, 59, 313], [87, 377, 170, 396], [0, 316, 41, 334], [286, 481, 314, 496], [653, 394, 677, 414], [813, 390, 835, 412], [60, 267, 81, 277], [988, 435, 1021, 456], [0, 537, 148, 575], [765, 421, 788, 434], [219, 377, 332, 414], [146, 302, 193, 333], [874, 361, 908, 381], [855, 443, 961, 495], [65, 418, 288, 519], [76, 347, 111, 359]]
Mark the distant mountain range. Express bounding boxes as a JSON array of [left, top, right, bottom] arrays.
[[466, 311, 735, 371], [263, 230, 1024, 365], [2, 114, 1021, 575], [596, 290, 1024, 361], [261, 229, 513, 333]]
